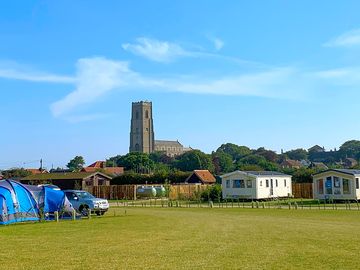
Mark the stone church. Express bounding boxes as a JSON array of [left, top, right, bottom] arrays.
[[129, 101, 191, 157]]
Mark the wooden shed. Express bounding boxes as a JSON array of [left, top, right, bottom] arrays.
[[21, 172, 111, 190], [185, 170, 216, 185]]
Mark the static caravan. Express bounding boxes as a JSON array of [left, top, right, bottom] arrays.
[[313, 169, 360, 200], [221, 171, 292, 200]]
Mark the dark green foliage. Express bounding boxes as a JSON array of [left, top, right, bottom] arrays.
[[175, 150, 214, 172], [282, 167, 318, 183], [200, 184, 222, 201], [254, 147, 278, 162], [284, 148, 308, 161], [111, 171, 191, 185], [66, 156, 85, 172], [216, 143, 251, 160], [212, 151, 234, 174], [2, 168, 32, 179], [339, 140, 360, 160], [237, 154, 279, 171], [108, 152, 155, 173], [149, 151, 174, 164]]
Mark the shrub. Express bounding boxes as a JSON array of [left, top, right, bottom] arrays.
[[201, 184, 222, 202]]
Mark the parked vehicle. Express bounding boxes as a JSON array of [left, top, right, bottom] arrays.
[[64, 190, 109, 216], [37, 184, 61, 191]]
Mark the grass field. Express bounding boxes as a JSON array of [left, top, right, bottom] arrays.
[[1, 208, 360, 270]]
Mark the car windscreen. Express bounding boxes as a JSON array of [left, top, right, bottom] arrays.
[[75, 191, 95, 199]]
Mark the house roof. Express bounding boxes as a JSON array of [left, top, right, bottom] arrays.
[[221, 170, 291, 178], [313, 169, 360, 177], [309, 162, 328, 169], [87, 161, 106, 168], [26, 168, 48, 174], [281, 159, 302, 167], [81, 167, 124, 175], [155, 140, 183, 147], [308, 145, 325, 152], [186, 170, 216, 184], [22, 171, 112, 181], [345, 158, 358, 164]]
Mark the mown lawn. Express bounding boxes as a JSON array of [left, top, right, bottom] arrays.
[[1, 208, 360, 269]]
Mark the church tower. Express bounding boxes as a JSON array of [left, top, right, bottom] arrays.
[[129, 101, 155, 153]]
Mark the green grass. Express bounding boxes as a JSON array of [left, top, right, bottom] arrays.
[[1, 208, 360, 269]]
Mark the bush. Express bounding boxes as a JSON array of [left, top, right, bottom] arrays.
[[201, 184, 222, 202], [111, 171, 191, 185]]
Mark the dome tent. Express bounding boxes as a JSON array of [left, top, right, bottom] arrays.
[[0, 179, 76, 225]]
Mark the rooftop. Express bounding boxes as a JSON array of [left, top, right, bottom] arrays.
[[314, 169, 360, 176], [155, 140, 183, 147], [22, 171, 112, 181], [244, 171, 290, 176], [221, 170, 291, 178]]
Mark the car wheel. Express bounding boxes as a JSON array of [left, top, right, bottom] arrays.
[[95, 211, 101, 216], [79, 205, 90, 216], [100, 211, 105, 216]]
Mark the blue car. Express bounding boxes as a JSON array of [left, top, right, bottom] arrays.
[[64, 190, 109, 216]]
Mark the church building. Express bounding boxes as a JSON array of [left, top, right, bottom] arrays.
[[129, 101, 191, 157]]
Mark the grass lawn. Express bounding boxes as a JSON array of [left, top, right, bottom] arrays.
[[1, 208, 360, 269]]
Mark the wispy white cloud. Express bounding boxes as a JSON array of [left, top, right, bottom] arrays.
[[4, 55, 360, 122], [50, 57, 138, 117], [164, 67, 304, 99], [122, 37, 190, 62], [213, 38, 224, 51], [313, 67, 360, 85], [122, 37, 263, 68], [324, 29, 360, 47]]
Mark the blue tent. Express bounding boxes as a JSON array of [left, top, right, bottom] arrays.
[[0, 180, 76, 225]]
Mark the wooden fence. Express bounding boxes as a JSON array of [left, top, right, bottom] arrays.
[[292, 183, 313, 199], [87, 183, 314, 200], [168, 184, 208, 200], [87, 184, 209, 200], [89, 185, 136, 200]]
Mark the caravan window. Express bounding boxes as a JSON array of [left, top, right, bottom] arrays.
[[343, 179, 350, 194], [233, 180, 240, 188], [226, 180, 230, 188], [318, 179, 324, 194], [356, 178, 359, 189], [284, 179, 287, 187], [246, 180, 252, 188], [325, 177, 332, 194], [275, 179, 278, 187], [266, 180, 269, 188], [233, 180, 245, 188]]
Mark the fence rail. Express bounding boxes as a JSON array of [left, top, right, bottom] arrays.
[[86, 184, 209, 200], [86, 183, 314, 200]]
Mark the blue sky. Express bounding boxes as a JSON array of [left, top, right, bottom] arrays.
[[1, 1, 360, 169]]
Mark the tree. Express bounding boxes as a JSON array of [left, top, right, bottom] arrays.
[[2, 168, 32, 179], [66, 156, 85, 172], [254, 147, 278, 162], [237, 154, 279, 171], [149, 151, 174, 164], [115, 152, 155, 173], [339, 140, 360, 159], [216, 143, 251, 161], [175, 150, 214, 172], [284, 148, 308, 161], [212, 151, 234, 174]]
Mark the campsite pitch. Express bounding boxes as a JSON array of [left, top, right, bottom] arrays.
[[1, 208, 360, 269]]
